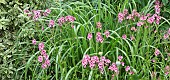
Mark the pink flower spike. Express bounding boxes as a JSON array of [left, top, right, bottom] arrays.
[[155, 5, 160, 14], [41, 49, 46, 55], [118, 56, 123, 61], [131, 27, 137, 32], [58, 17, 65, 26], [154, 49, 160, 56], [165, 72, 169, 75], [49, 20, 55, 27], [121, 62, 125, 66], [38, 55, 43, 62], [122, 34, 127, 40], [96, 22, 102, 29], [87, 33, 92, 40], [45, 9, 51, 14], [104, 30, 110, 38], [164, 34, 169, 39], [96, 32, 104, 43], [38, 42, 44, 51], [45, 59, 50, 66], [125, 66, 130, 72], [118, 12, 125, 22], [137, 22, 144, 27], [129, 71, 134, 75], [41, 63, 47, 69], [32, 39, 36, 45], [123, 9, 128, 15]]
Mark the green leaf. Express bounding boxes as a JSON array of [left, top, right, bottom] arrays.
[[162, 0, 168, 6]]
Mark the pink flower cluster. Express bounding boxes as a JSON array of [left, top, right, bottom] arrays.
[[24, 9, 51, 20], [38, 42, 50, 69], [96, 32, 104, 43], [48, 20, 55, 27], [118, 0, 161, 25], [164, 65, 170, 75], [57, 15, 76, 26], [82, 55, 111, 73], [154, 48, 160, 56], [87, 30, 110, 42], [82, 54, 131, 76], [96, 22, 102, 29]]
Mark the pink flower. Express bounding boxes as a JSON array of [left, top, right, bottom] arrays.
[[38, 56, 43, 62], [154, 49, 160, 56], [58, 17, 65, 26], [155, 0, 160, 5], [121, 62, 124, 66], [118, 12, 125, 22], [125, 66, 130, 72], [129, 71, 134, 75], [42, 26, 44, 31], [104, 30, 110, 38], [155, 15, 161, 24], [32, 39, 36, 45], [82, 54, 90, 68], [96, 22, 102, 29], [140, 15, 147, 21], [32, 10, 41, 21], [98, 61, 104, 73], [122, 34, 127, 40], [65, 15, 76, 22], [130, 36, 135, 41], [41, 63, 47, 69], [164, 34, 169, 39], [126, 14, 134, 20], [151, 59, 156, 63], [137, 22, 144, 27], [48, 20, 55, 27], [41, 49, 46, 55], [118, 56, 123, 61], [168, 28, 170, 35], [165, 72, 169, 75], [105, 59, 111, 65], [109, 63, 119, 73], [147, 16, 155, 24], [71, 25, 74, 28], [131, 27, 137, 32], [24, 9, 30, 14], [123, 9, 128, 15], [155, 5, 160, 14], [96, 32, 104, 43], [87, 33, 92, 40], [132, 10, 140, 17], [45, 9, 51, 14], [45, 59, 50, 66], [38, 42, 44, 51], [43, 53, 49, 60]]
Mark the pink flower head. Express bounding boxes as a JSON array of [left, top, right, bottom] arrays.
[[24, 9, 30, 14], [105, 59, 111, 65], [58, 17, 65, 26], [104, 30, 110, 38], [118, 56, 123, 61], [155, 15, 161, 24], [82, 54, 90, 68], [32, 10, 41, 21], [165, 66, 170, 71], [45, 59, 50, 66], [98, 61, 104, 73], [38, 55, 43, 62], [100, 56, 106, 62], [155, 0, 160, 5], [137, 21, 144, 27], [130, 36, 135, 41], [48, 20, 55, 27], [165, 72, 169, 75], [140, 15, 147, 21], [45, 9, 51, 14], [65, 15, 76, 22], [126, 14, 134, 20], [154, 49, 160, 56], [123, 9, 128, 15], [41, 63, 47, 69], [96, 22, 102, 29], [38, 42, 44, 51], [71, 25, 74, 28], [129, 71, 134, 75], [147, 16, 155, 24], [96, 32, 104, 43], [109, 63, 119, 73], [168, 28, 170, 35], [43, 53, 49, 60], [122, 34, 127, 40], [155, 5, 160, 14], [87, 33, 92, 40], [41, 49, 46, 55], [131, 27, 137, 32], [132, 9, 140, 17], [151, 59, 156, 63], [42, 26, 44, 31], [118, 12, 125, 22], [147, 13, 151, 17], [32, 39, 36, 45], [125, 66, 130, 72], [164, 34, 169, 39], [121, 62, 125, 66]]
